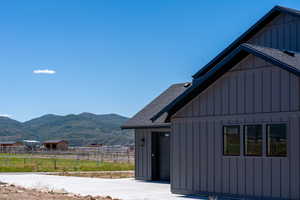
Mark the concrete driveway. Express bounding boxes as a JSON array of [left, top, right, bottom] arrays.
[[0, 174, 206, 200]]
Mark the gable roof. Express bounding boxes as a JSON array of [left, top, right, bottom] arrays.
[[151, 44, 300, 122], [192, 5, 300, 79], [121, 83, 191, 129]]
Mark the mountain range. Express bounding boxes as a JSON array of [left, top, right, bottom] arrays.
[[0, 113, 133, 146]]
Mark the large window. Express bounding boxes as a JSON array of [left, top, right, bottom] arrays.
[[223, 126, 240, 156], [267, 124, 287, 157], [244, 125, 263, 156]]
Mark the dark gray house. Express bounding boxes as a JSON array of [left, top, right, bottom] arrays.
[[123, 5, 300, 199]]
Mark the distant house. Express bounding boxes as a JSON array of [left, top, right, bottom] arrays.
[[43, 140, 68, 151], [0, 141, 24, 152], [123, 5, 300, 200], [0, 141, 23, 147]]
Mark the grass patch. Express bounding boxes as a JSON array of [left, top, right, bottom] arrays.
[[0, 157, 134, 172]]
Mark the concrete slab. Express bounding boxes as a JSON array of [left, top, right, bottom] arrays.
[[0, 174, 206, 200]]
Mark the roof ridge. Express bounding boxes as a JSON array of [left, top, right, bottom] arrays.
[[192, 5, 300, 79]]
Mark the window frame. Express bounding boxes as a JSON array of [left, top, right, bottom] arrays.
[[266, 123, 288, 157], [223, 125, 241, 156], [243, 124, 263, 157]]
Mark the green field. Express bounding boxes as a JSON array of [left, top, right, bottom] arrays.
[[0, 157, 134, 172]]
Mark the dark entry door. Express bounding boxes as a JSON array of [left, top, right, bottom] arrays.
[[151, 132, 170, 181], [158, 132, 170, 181]]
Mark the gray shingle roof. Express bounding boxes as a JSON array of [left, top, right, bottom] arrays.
[[242, 43, 300, 72], [122, 83, 191, 129], [151, 44, 300, 122]]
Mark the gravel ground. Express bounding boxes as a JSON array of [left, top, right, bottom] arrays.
[[0, 182, 120, 200]]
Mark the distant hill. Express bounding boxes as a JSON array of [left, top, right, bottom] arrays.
[[0, 113, 133, 146]]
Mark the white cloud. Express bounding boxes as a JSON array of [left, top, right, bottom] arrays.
[[0, 114, 11, 118], [33, 69, 56, 74]]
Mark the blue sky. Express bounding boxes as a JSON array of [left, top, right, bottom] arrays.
[[1, 0, 300, 121]]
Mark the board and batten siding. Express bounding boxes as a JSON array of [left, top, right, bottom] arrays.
[[249, 13, 300, 51], [135, 128, 170, 180], [171, 55, 300, 199]]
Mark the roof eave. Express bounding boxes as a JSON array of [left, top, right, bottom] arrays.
[[121, 123, 171, 130]]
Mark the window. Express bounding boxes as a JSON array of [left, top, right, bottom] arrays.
[[267, 124, 287, 157], [223, 126, 240, 156], [244, 125, 262, 156]]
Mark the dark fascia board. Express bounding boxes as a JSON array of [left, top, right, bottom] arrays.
[[192, 5, 300, 79], [121, 123, 171, 130], [151, 44, 300, 122]]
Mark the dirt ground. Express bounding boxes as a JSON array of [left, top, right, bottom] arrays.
[[0, 182, 120, 200]]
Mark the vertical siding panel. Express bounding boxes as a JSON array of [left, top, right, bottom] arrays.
[[246, 158, 254, 196], [297, 21, 300, 51], [207, 120, 214, 192], [281, 70, 290, 111], [214, 120, 222, 193], [254, 158, 263, 198], [290, 116, 300, 199], [173, 122, 179, 189], [200, 120, 207, 192], [254, 70, 263, 113], [237, 71, 245, 114], [263, 159, 272, 197], [138, 132, 143, 178], [278, 22, 284, 49], [198, 120, 202, 191], [229, 73, 237, 114], [193, 120, 200, 191], [281, 158, 290, 199], [143, 131, 147, 179], [229, 158, 237, 194], [262, 69, 272, 112], [187, 121, 193, 191], [192, 96, 200, 117], [290, 21, 297, 51], [238, 158, 246, 195], [148, 131, 152, 179], [245, 71, 254, 113], [222, 158, 229, 194], [214, 82, 222, 116], [135, 132, 139, 178], [290, 73, 300, 111], [222, 76, 229, 115], [271, 159, 281, 198], [207, 86, 214, 116], [272, 26, 278, 49], [200, 95, 207, 116], [182, 120, 188, 189], [271, 68, 281, 112]]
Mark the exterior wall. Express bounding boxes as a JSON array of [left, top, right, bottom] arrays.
[[135, 128, 170, 180], [171, 55, 300, 199], [248, 13, 300, 51]]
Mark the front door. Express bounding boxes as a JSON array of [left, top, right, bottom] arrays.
[[151, 132, 170, 181]]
